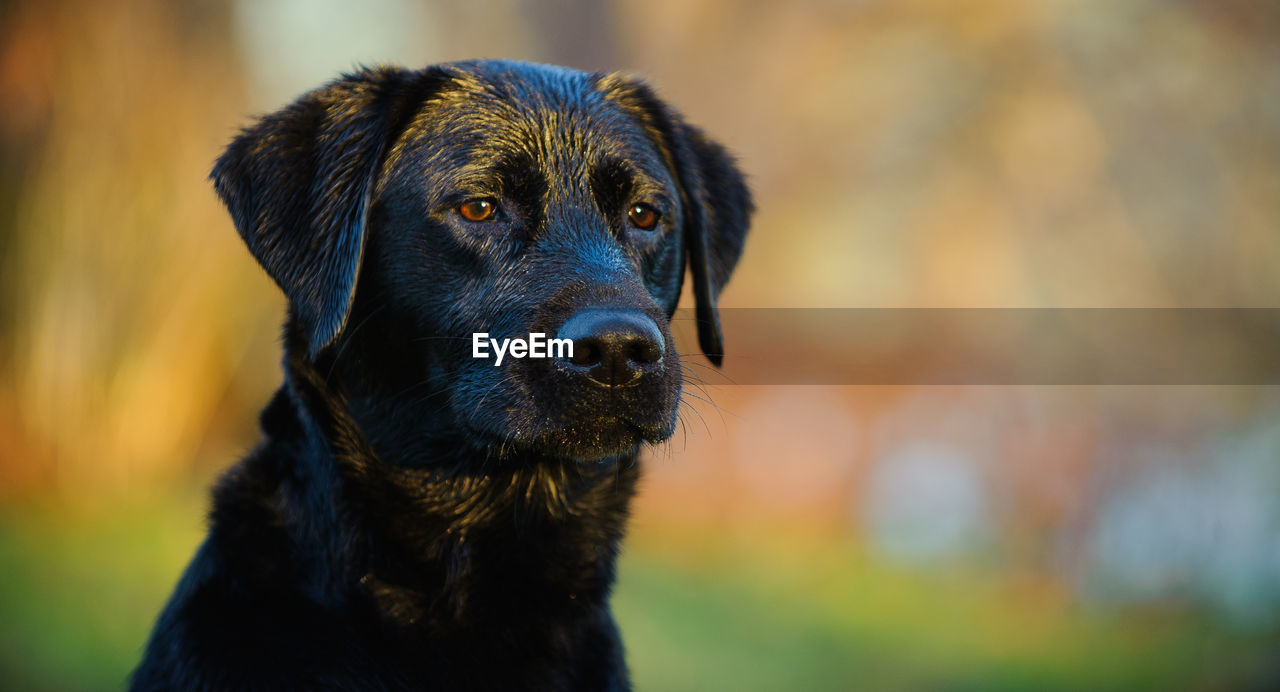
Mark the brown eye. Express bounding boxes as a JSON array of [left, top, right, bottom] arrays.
[[457, 199, 497, 222], [627, 203, 660, 230]]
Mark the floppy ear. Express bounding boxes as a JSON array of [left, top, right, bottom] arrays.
[[672, 124, 752, 366], [212, 66, 440, 357], [598, 77, 753, 366]]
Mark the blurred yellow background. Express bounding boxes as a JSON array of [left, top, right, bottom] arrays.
[[2, 0, 1278, 689]]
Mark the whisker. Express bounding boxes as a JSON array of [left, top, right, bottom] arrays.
[[467, 373, 519, 429], [684, 382, 740, 423], [679, 393, 713, 437]]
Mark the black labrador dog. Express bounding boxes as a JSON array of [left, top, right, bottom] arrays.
[[131, 60, 750, 690]]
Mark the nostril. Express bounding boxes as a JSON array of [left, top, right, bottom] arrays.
[[626, 338, 662, 366], [569, 339, 601, 367]]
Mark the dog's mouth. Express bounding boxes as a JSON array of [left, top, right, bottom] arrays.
[[459, 411, 676, 463], [529, 415, 675, 462]]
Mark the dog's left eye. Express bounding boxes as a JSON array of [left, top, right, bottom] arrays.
[[457, 199, 498, 222], [627, 203, 660, 231]]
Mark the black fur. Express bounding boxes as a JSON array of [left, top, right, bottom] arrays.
[[131, 60, 751, 691]]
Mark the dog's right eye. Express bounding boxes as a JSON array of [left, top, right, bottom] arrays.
[[457, 199, 498, 222]]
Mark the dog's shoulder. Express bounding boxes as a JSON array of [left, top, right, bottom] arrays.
[[132, 391, 389, 690]]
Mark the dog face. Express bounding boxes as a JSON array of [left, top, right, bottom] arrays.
[[212, 60, 751, 462]]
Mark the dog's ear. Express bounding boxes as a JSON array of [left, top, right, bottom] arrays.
[[599, 76, 753, 366], [673, 124, 752, 366], [212, 66, 440, 356]]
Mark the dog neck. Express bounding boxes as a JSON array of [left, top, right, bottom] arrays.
[[234, 348, 640, 636]]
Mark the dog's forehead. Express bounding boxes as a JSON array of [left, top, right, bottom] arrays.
[[391, 63, 666, 184]]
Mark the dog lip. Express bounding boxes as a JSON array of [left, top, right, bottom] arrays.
[[460, 413, 673, 449], [512, 414, 676, 462], [542, 418, 644, 461]]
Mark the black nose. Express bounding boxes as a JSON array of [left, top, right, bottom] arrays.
[[556, 309, 665, 387]]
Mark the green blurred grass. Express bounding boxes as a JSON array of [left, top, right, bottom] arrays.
[[0, 496, 206, 691], [617, 539, 1272, 691], [0, 494, 1272, 691]]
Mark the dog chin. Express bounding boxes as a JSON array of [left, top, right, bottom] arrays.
[[530, 416, 675, 463]]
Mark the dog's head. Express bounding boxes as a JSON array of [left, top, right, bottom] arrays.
[[212, 61, 751, 462]]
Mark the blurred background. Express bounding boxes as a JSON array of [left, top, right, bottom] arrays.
[[2, 0, 1279, 689]]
